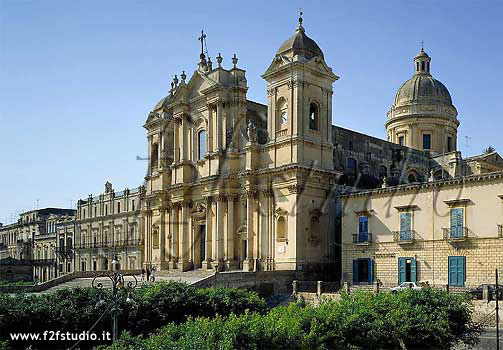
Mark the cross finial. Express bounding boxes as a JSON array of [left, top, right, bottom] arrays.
[[299, 8, 303, 25], [421, 40, 424, 51], [198, 30, 206, 55]]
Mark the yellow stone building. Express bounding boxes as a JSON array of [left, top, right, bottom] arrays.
[[341, 172, 503, 288], [142, 17, 340, 274]]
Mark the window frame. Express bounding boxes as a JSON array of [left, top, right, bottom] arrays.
[[197, 129, 207, 160]]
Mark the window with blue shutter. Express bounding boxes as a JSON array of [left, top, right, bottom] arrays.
[[400, 213, 412, 240], [353, 260, 359, 284], [398, 257, 417, 284], [448, 256, 466, 286], [450, 208, 464, 238], [359, 216, 368, 242]]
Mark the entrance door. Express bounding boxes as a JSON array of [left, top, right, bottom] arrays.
[[398, 257, 417, 284], [200, 224, 206, 265], [448, 256, 465, 287], [352, 258, 373, 284]]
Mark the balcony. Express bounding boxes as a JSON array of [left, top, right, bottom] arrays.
[[393, 230, 416, 244], [352, 232, 372, 245], [74, 239, 143, 250], [32, 259, 56, 266], [443, 227, 469, 242]]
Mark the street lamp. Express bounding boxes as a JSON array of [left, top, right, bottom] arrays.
[[91, 262, 138, 342]]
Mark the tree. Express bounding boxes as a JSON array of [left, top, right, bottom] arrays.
[[483, 145, 496, 154]]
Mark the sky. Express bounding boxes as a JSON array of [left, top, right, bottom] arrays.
[[1, 0, 502, 223]]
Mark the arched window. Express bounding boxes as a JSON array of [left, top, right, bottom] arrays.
[[379, 165, 388, 179], [277, 216, 287, 241], [347, 158, 357, 175], [198, 130, 207, 160], [408, 173, 417, 183], [152, 228, 159, 249], [66, 237, 72, 249], [151, 143, 159, 168], [277, 98, 288, 129], [309, 102, 319, 130]]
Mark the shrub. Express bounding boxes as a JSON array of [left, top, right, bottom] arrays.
[[101, 289, 481, 350], [0, 281, 266, 349]]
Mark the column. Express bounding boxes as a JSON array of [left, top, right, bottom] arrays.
[[159, 208, 165, 267], [179, 200, 192, 271], [169, 205, 179, 269], [215, 194, 225, 268], [216, 102, 223, 150], [165, 206, 171, 262], [243, 191, 255, 271], [202, 196, 213, 268], [173, 120, 180, 163], [181, 116, 188, 161], [225, 195, 235, 268]]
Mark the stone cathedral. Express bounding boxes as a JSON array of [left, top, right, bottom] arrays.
[[142, 16, 340, 273]]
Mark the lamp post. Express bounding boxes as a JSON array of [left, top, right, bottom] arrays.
[[92, 256, 137, 342]]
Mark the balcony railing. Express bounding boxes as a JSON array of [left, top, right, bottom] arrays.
[[352, 232, 372, 244], [498, 224, 503, 238], [74, 239, 143, 250], [443, 227, 469, 241], [32, 259, 56, 266], [393, 230, 416, 244]]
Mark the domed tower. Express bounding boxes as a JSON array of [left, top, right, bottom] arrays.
[[262, 14, 339, 170], [386, 48, 459, 155]]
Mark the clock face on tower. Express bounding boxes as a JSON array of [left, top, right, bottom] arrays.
[[280, 111, 288, 125]]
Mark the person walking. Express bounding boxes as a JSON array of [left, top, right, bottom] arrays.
[[146, 267, 151, 282], [151, 267, 156, 282], [141, 268, 145, 282]]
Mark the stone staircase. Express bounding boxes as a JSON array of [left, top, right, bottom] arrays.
[[37, 269, 214, 294]]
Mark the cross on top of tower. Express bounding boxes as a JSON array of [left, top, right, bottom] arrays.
[[198, 30, 207, 61], [421, 40, 424, 51]]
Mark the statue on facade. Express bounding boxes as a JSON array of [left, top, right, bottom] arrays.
[[381, 176, 388, 188], [105, 181, 113, 193], [428, 169, 435, 182], [247, 121, 257, 143]]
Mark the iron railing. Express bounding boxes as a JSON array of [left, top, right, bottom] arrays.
[[352, 232, 372, 244], [74, 239, 143, 250], [498, 224, 503, 238], [393, 230, 416, 243], [443, 227, 468, 240], [32, 259, 56, 266]]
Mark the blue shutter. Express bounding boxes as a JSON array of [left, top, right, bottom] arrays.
[[398, 258, 406, 284], [400, 213, 412, 240], [449, 256, 466, 287], [359, 216, 368, 241], [367, 259, 373, 284], [450, 208, 464, 237], [410, 258, 417, 282], [353, 260, 359, 284]]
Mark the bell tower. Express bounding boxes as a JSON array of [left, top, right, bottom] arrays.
[[262, 14, 339, 170]]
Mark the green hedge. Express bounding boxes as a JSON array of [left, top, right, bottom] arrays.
[[102, 289, 482, 350], [0, 281, 266, 349]]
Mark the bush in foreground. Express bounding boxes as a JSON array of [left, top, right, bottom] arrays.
[[102, 289, 482, 350], [0, 281, 266, 349]]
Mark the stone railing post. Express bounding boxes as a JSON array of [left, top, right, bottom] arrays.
[[317, 280, 323, 296], [483, 285, 490, 301], [292, 280, 298, 295]]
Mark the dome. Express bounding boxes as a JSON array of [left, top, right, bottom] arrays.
[[276, 19, 324, 59], [153, 94, 172, 111], [393, 75, 453, 106], [391, 49, 454, 109]]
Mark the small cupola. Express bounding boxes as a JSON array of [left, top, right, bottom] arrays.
[[414, 47, 431, 75]]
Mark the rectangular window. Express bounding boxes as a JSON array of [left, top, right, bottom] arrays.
[[353, 258, 373, 285], [81, 262, 86, 272], [399, 136, 405, 146], [132, 200, 135, 211], [93, 261, 97, 271], [447, 137, 453, 152], [448, 256, 466, 287], [450, 208, 464, 238], [398, 257, 417, 284], [399, 213, 412, 240], [117, 202, 120, 213], [423, 134, 431, 150], [358, 216, 369, 242]]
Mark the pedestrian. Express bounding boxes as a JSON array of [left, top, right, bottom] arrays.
[[141, 268, 145, 282], [151, 267, 156, 282], [146, 267, 151, 282]]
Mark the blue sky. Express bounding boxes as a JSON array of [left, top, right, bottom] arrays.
[[1, 0, 502, 223]]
